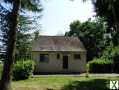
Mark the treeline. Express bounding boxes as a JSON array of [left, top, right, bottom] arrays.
[[65, 0, 119, 73]]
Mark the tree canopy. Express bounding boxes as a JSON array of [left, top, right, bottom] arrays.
[[84, 0, 119, 32], [65, 18, 106, 61]]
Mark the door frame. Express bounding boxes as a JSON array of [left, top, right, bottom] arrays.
[[62, 55, 68, 69]]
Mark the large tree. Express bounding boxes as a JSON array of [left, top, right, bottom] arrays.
[[65, 18, 106, 61], [92, 0, 119, 31], [16, 15, 41, 58], [83, 0, 119, 45], [83, 0, 119, 31], [0, 0, 42, 90], [83, 0, 119, 46], [1, 15, 41, 58]]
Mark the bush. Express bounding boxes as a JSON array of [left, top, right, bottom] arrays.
[[87, 58, 112, 73], [87, 46, 119, 73], [13, 60, 34, 80], [102, 46, 119, 73], [102, 46, 119, 61]]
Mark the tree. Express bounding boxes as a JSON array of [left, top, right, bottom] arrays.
[[0, 0, 42, 90], [1, 14, 41, 60], [65, 18, 106, 61], [16, 30, 31, 57], [83, 0, 119, 45], [94, 0, 119, 31], [83, 0, 119, 46], [0, 1, 21, 90], [34, 30, 40, 40], [83, 0, 119, 31], [16, 15, 41, 59]]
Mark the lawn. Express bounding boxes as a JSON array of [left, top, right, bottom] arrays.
[[12, 76, 119, 90], [0, 63, 119, 90]]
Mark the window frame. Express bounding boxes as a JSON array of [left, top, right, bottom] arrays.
[[39, 54, 49, 62], [74, 54, 81, 60]]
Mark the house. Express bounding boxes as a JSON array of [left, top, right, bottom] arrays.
[[32, 36, 86, 73]]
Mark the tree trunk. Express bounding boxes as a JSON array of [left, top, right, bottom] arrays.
[[0, 0, 21, 90]]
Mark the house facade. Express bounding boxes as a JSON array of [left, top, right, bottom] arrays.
[[32, 36, 86, 73]]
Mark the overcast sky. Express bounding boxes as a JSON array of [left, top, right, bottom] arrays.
[[40, 0, 95, 35]]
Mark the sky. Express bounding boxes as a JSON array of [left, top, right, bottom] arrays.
[[40, 0, 95, 35], [1, 0, 95, 36]]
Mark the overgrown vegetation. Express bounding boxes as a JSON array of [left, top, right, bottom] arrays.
[[87, 46, 119, 73]]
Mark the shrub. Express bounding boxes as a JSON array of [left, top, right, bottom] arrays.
[[87, 58, 112, 73], [87, 46, 119, 73], [13, 60, 34, 80], [102, 46, 119, 61], [102, 46, 119, 73]]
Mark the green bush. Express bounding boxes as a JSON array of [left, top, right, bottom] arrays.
[[13, 60, 34, 80], [102, 46, 119, 61], [103, 46, 119, 73], [87, 58, 112, 73]]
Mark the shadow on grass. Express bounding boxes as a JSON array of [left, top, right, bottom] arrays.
[[61, 79, 110, 90]]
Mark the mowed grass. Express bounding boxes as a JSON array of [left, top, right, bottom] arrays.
[[12, 76, 119, 90], [1, 63, 119, 90], [12, 76, 85, 90]]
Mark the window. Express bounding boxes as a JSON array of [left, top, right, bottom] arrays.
[[57, 53, 60, 59], [39, 54, 49, 62], [74, 54, 81, 60]]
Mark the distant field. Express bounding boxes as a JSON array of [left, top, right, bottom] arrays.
[[12, 76, 119, 90]]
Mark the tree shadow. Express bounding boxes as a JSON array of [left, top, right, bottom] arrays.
[[61, 79, 110, 90]]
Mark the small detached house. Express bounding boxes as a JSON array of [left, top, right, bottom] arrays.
[[32, 36, 86, 74]]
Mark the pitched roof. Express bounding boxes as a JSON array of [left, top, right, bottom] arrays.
[[32, 36, 86, 52]]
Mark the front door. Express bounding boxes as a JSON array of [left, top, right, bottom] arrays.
[[63, 56, 68, 69]]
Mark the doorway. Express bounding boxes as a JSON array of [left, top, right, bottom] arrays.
[[63, 56, 68, 69]]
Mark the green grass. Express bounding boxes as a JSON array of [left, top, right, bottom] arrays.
[[12, 76, 119, 90], [0, 63, 119, 90]]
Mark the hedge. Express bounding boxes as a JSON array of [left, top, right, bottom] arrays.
[[87, 59, 113, 73]]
